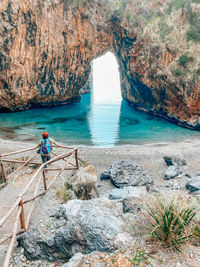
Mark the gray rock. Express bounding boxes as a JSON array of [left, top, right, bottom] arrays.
[[17, 198, 133, 262], [62, 253, 84, 267], [100, 169, 111, 180], [100, 160, 152, 188], [163, 156, 187, 167], [164, 165, 182, 180], [122, 200, 141, 214], [109, 186, 143, 200], [186, 175, 200, 192]]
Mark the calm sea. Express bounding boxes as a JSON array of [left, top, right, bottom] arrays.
[[0, 93, 199, 147]]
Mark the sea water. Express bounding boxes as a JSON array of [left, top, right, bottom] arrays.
[[0, 51, 199, 147], [0, 94, 199, 147]]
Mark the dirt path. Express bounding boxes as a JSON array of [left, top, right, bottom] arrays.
[[0, 168, 40, 266], [0, 150, 72, 266]]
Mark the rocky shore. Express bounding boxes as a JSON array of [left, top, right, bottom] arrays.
[[1, 137, 200, 266]]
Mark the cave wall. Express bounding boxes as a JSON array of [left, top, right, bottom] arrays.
[[111, 16, 200, 129]]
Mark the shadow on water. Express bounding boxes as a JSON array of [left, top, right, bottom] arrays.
[[115, 100, 200, 145], [0, 93, 93, 145]]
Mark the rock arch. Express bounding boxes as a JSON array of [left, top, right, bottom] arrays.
[[0, 0, 200, 129]]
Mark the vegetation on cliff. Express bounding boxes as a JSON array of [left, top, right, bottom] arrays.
[[108, 0, 200, 80]]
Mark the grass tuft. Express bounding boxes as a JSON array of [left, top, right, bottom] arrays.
[[56, 181, 76, 203], [145, 196, 198, 251], [128, 246, 153, 266]]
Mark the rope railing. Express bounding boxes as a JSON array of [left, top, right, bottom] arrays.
[[0, 145, 79, 267]]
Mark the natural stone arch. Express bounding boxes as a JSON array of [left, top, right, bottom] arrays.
[[0, 0, 200, 129]]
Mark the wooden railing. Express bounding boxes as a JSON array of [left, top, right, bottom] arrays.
[[0, 145, 79, 267]]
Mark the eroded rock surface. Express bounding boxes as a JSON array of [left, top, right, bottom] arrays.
[[17, 198, 133, 262], [163, 156, 187, 167], [101, 160, 152, 188], [109, 186, 143, 200], [186, 175, 200, 192], [164, 165, 182, 180]]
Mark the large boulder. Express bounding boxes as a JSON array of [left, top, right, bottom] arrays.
[[186, 175, 200, 192], [100, 160, 152, 188], [164, 165, 182, 180], [163, 156, 187, 167], [17, 198, 133, 262]]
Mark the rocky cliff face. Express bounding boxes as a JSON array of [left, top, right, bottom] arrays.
[[0, 0, 200, 129], [0, 0, 112, 111]]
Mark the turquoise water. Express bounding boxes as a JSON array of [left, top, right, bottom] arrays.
[[0, 93, 199, 147], [0, 52, 199, 147]]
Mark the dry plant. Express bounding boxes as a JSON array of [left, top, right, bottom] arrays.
[[144, 194, 198, 251]]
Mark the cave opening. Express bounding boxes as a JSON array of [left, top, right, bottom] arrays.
[[88, 51, 122, 146], [92, 51, 122, 104]]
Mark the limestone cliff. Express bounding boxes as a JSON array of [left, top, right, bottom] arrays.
[[0, 0, 200, 129], [0, 0, 112, 111]]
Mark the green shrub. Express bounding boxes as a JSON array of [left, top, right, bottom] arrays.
[[196, 68, 200, 76], [130, 15, 144, 27], [193, 225, 200, 246], [174, 0, 187, 9], [128, 247, 153, 266], [56, 182, 76, 203], [187, 27, 200, 42], [172, 68, 184, 76], [192, 0, 200, 3], [56, 187, 71, 202], [84, 38, 88, 46], [157, 19, 172, 40], [178, 54, 193, 67], [145, 197, 198, 250], [187, 11, 200, 43]]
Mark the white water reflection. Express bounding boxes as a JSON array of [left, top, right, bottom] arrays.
[[89, 52, 122, 146]]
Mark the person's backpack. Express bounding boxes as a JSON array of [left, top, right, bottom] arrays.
[[41, 138, 52, 154]]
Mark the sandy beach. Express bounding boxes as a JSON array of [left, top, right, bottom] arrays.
[[1, 137, 200, 181], [1, 137, 200, 266]]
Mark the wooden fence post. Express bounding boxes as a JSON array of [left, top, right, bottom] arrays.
[[19, 200, 26, 231], [0, 158, 7, 183], [42, 170, 47, 190], [75, 150, 79, 170]]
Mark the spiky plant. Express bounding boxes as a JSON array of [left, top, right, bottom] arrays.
[[145, 197, 198, 250]]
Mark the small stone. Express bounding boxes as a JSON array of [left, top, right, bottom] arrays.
[[164, 165, 182, 180], [186, 175, 200, 192], [176, 262, 181, 267], [109, 187, 142, 200], [163, 156, 187, 166]]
